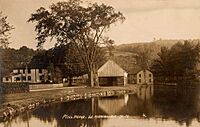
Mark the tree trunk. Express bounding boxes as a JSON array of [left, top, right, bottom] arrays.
[[90, 70, 94, 87], [89, 65, 99, 87], [94, 69, 99, 87]]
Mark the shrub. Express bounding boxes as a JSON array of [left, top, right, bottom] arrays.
[[0, 82, 29, 94]]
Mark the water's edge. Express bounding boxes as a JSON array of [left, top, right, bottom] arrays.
[[0, 86, 137, 122]]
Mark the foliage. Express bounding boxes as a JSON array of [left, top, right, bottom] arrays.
[[0, 46, 35, 82], [134, 47, 153, 69], [50, 43, 87, 84], [0, 12, 14, 48], [104, 38, 115, 58], [0, 82, 29, 94], [151, 41, 200, 82], [28, 0, 125, 86], [29, 43, 103, 84], [29, 50, 50, 68]]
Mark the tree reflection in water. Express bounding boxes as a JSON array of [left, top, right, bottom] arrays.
[[2, 84, 200, 127], [31, 99, 104, 127]]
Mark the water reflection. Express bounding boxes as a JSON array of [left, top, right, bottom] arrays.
[[1, 84, 200, 127]]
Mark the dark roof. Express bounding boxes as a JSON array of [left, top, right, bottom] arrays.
[[109, 59, 151, 75], [125, 66, 143, 75], [13, 64, 47, 69], [4, 72, 21, 77]]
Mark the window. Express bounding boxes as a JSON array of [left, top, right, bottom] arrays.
[[48, 76, 51, 80], [22, 76, 26, 81], [39, 69, 42, 73], [139, 74, 141, 77], [39, 76, 43, 81], [16, 77, 20, 81], [23, 69, 25, 74], [6, 77, 9, 81], [18, 69, 20, 74], [149, 79, 152, 83], [139, 79, 141, 83], [28, 76, 31, 81], [149, 74, 151, 77], [28, 69, 31, 74]]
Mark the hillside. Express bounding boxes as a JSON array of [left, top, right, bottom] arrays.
[[112, 39, 200, 70], [114, 39, 200, 57]]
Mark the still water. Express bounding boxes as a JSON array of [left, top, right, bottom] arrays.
[[1, 85, 200, 127]]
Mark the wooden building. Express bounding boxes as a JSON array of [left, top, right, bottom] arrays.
[[128, 68, 153, 85], [3, 67, 51, 83], [72, 74, 88, 84], [98, 60, 128, 86]]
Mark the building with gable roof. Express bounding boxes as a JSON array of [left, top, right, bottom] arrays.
[[2, 66, 51, 83], [98, 60, 128, 86], [127, 66, 153, 85]]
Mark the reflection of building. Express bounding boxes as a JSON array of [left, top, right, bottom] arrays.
[[137, 85, 154, 100], [3, 68, 51, 83], [98, 96, 128, 115], [98, 60, 128, 86]]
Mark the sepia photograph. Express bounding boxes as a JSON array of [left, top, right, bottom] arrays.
[[0, 0, 200, 127]]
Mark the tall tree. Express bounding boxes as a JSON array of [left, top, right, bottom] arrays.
[[151, 41, 200, 82], [28, 0, 125, 87], [104, 38, 115, 58], [29, 43, 92, 84], [0, 12, 14, 48], [0, 12, 14, 82], [51, 43, 87, 84], [29, 50, 50, 69], [0, 47, 36, 82], [134, 47, 153, 69]]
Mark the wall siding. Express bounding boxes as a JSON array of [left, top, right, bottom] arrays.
[[137, 70, 153, 84]]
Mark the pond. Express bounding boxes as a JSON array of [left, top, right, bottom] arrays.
[[1, 85, 200, 127]]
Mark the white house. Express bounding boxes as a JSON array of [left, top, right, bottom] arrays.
[[3, 68, 51, 83]]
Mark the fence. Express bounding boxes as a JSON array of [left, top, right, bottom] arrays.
[[29, 83, 64, 90]]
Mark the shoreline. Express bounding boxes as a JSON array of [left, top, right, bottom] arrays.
[[0, 85, 138, 122]]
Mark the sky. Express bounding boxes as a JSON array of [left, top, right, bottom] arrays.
[[0, 0, 200, 49]]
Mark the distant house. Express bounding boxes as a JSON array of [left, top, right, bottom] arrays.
[[128, 68, 153, 85], [3, 67, 51, 83], [98, 60, 128, 86], [72, 74, 88, 84]]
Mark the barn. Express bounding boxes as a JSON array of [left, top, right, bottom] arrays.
[[98, 60, 128, 86]]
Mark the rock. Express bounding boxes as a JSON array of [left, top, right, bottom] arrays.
[[3, 112, 8, 118], [60, 97, 63, 101], [35, 102, 40, 107], [43, 100, 47, 104], [19, 107, 25, 112]]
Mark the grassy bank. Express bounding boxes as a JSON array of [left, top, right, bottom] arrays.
[[0, 85, 138, 122]]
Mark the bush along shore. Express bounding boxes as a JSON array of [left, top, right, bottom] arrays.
[[0, 83, 29, 94], [0, 85, 137, 122]]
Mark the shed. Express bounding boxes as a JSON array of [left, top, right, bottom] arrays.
[[98, 60, 128, 86]]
